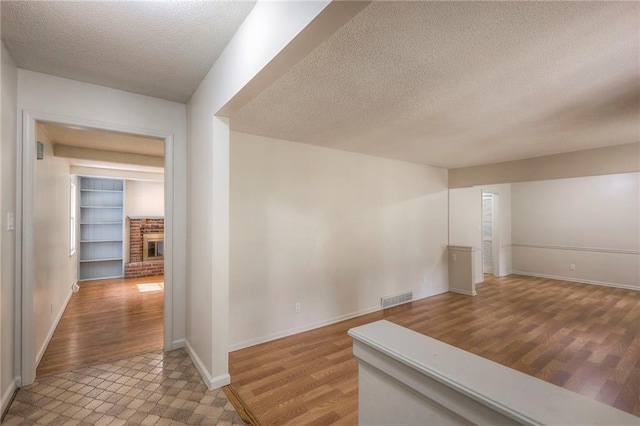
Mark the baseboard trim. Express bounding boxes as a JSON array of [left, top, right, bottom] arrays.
[[36, 288, 73, 366], [449, 288, 477, 296], [185, 340, 230, 390], [228, 287, 448, 352], [1, 377, 17, 417], [169, 338, 185, 351], [512, 271, 639, 291]]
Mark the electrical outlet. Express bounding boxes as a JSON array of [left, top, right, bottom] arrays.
[[570, 264, 576, 271], [295, 302, 301, 313], [452, 254, 457, 261], [423, 276, 427, 285]]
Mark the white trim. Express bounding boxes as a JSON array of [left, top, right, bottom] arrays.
[[1, 377, 17, 414], [228, 288, 448, 352], [184, 340, 230, 390], [449, 288, 477, 296], [512, 243, 639, 256], [170, 338, 186, 350], [19, 110, 176, 386], [36, 289, 72, 366], [512, 271, 639, 292]]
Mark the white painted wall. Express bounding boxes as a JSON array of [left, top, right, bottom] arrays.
[[184, 1, 359, 388], [481, 184, 512, 276], [185, 66, 224, 387], [125, 180, 164, 217], [17, 70, 187, 379], [124, 180, 165, 263], [448, 187, 483, 283], [229, 132, 449, 349], [1, 43, 18, 412], [33, 125, 76, 365], [512, 173, 639, 290]]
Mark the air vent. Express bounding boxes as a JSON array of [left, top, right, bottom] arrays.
[[381, 291, 413, 308]]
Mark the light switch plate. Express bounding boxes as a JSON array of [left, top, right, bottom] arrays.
[[7, 212, 15, 231]]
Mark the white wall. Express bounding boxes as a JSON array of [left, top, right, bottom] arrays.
[[511, 173, 639, 290], [34, 125, 76, 365], [186, 68, 227, 388], [185, 1, 364, 389], [1, 43, 18, 413], [229, 132, 449, 349], [125, 180, 164, 217], [17, 70, 187, 383], [448, 187, 483, 283]]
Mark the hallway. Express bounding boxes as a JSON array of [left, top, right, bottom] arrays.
[[37, 276, 164, 378]]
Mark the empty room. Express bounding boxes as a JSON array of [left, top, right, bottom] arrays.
[[1, 1, 638, 425]]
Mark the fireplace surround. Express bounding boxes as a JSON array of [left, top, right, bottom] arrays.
[[125, 217, 164, 278]]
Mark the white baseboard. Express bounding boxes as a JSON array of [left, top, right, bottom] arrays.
[[1, 377, 17, 414], [512, 271, 639, 291], [449, 288, 477, 296], [36, 289, 73, 366], [169, 338, 185, 351], [228, 287, 448, 352], [184, 340, 230, 390]]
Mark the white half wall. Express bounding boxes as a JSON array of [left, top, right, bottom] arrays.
[[511, 173, 639, 290], [229, 132, 449, 349], [33, 125, 76, 365], [1, 42, 19, 413]]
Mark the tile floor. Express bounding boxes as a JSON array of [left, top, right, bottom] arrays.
[[3, 349, 244, 425]]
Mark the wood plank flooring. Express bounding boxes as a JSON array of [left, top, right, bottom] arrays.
[[229, 275, 640, 424], [36, 276, 164, 378]]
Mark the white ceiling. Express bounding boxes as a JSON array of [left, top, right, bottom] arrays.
[[1, 1, 255, 103], [4, 2, 638, 169], [40, 122, 165, 157], [39, 122, 165, 173], [231, 2, 640, 168]]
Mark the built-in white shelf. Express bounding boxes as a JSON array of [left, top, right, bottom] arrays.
[[79, 177, 125, 280]]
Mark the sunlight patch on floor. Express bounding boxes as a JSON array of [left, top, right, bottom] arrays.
[[137, 282, 164, 292]]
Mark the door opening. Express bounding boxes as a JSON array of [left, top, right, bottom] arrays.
[[19, 112, 174, 385], [482, 192, 499, 276]]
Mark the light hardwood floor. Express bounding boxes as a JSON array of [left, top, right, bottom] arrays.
[[36, 275, 164, 378], [229, 275, 640, 424]]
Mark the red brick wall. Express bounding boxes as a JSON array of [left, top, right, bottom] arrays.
[[125, 218, 164, 278]]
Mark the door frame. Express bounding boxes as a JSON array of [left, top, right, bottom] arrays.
[[481, 191, 500, 277], [17, 110, 175, 385]]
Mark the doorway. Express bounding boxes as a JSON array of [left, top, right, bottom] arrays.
[[482, 192, 499, 276], [19, 112, 175, 385]]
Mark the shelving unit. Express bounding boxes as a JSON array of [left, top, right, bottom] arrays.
[[79, 177, 125, 280]]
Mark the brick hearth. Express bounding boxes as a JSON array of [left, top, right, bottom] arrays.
[[125, 217, 164, 278]]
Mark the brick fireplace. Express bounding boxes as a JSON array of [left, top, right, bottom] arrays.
[[125, 217, 164, 278]]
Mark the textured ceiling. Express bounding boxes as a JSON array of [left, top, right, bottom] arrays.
[[1, 1, 255, 103], [231, 2, 640, 169], [39, 122, 165, 157]]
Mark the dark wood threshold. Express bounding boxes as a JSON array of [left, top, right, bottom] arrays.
[[223, 384, 261, 426]]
